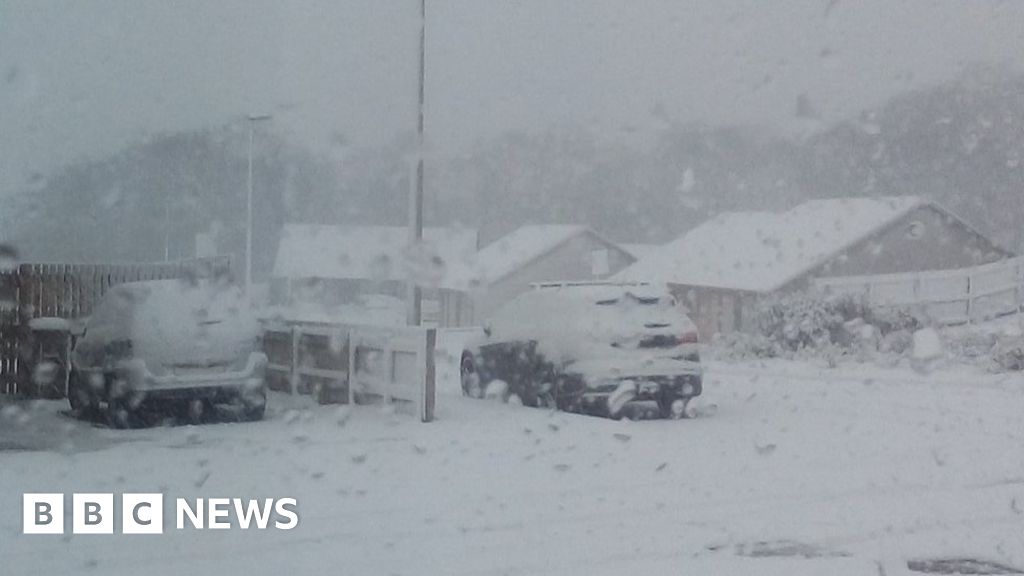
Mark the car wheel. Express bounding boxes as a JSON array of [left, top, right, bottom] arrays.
[[661, 396, 691, 420], [184, 399, 213, 424], [460, 353, 482, 398], [536, 389, 556, 409], [240, 385, 267, 422], [553, 375, 584, 412], [32, 358, 66, 399], [106, 394, 141, 429], [67, 369, 99, 419]]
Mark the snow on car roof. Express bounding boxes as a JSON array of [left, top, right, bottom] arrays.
[[489, 281, 690, 364], [272, 224, 479, 283], [614, 196, 928, 293]]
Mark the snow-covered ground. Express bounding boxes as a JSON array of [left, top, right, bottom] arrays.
[[3, 359, 1024, 576]]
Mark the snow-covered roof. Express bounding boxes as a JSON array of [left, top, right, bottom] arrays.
[[477, 225, 590, 282], [273, 224, 479, 283], [620, 243, 660, 260], [615, 196, 929, 292], [445, 225, 603, 289]]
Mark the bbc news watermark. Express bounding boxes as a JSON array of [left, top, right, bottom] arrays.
[[23, 493, 299, 534]]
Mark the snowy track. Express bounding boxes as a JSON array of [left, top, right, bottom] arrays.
[[3, 362, 1024, 575]]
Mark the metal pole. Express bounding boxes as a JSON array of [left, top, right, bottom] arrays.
[[163, 198, 171, 262], [408, 0, 426, 326], [246, 122, 254, 292], [245, 114, 271, 293]]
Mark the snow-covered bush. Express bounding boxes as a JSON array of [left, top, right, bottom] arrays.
[[758, 293, 845, 352], [714, 291, 926, 363], [713, 289, 1024, 371], [943, 331, 996, 363], [938, 320, 1024, 373], [878, 329, 915, 355], [712, 331, 782, 360], [866, 305, 922, 335], [992, 334, 1024, 371]]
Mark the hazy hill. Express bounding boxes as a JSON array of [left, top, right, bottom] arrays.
[[801, 66, 1024, 252], [8, 67, 1023, 276]]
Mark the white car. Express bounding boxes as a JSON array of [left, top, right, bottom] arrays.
[[460, 283, 702, 419], [68, 278, 267, 428]]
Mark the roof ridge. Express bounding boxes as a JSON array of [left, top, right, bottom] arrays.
[[614, 195, 931, 292]]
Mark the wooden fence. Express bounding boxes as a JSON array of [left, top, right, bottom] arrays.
[[261, 319, 437, 422], [0, 257, 232, 396], [813, 256, 1024, 325]]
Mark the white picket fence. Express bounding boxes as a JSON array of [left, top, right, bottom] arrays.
[[261, 319, 437, 422], [813, 257, 1024, 325]]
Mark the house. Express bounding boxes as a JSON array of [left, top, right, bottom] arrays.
[[620, 243, 661, 260], [270, 224, 479, 325], [614, 196, 1012, 338], [445, 224, 637, 323]]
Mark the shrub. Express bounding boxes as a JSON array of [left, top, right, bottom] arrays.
[[712, 331, 782, 360], [717, 291, 926, 361], [992, 335, 1024, 372]]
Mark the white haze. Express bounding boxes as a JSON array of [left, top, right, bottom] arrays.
[[2, 0, 1024, 195]]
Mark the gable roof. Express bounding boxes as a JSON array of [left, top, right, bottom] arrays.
[[444, 224, 628, 290], [614, 196, 931, 292], [272, 224, 478, 282], [474, 225, 588, 283], [620, 243, 661, 260]]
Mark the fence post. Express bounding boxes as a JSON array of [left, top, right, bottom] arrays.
[[966, 271, 973, 324], [347, 329, 356, 405], [289, 325, 299, 395], [385, 338, 395, 404], [422, 328, 436, 423], [1018, 258, 1024, 314]]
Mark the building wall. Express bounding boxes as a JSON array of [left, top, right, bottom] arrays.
[[806, 205, 1009, 282], [473, 233, 635, 322], [669, 284, 749, 341]]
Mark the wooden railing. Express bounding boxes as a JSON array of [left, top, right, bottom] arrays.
[[261, 318, 436, 422], [813, 257, 1024, 325]]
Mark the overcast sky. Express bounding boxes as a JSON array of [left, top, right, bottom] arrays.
[[2, 0, 1024, 196]]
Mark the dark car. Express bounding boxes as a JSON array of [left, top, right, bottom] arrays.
[[68, 278, 268, 428], [460, 283, 702, 419]]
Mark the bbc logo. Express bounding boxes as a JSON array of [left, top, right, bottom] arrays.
[[24, 493, 163, 535]]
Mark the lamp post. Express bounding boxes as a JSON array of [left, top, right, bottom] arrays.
[[245, 114, 272, 293], [408, 0, 426, 326]]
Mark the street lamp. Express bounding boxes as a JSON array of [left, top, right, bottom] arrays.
[[245, 114, 272, 293]]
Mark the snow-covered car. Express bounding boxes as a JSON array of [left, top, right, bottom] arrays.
[[68, 278, 268, 428], [459, 283, 702, 419]]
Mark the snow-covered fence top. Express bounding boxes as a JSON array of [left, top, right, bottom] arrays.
[[261, 318, 436, 422], [813, 257, 1024, 325], [0, 256, 232, 396]]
